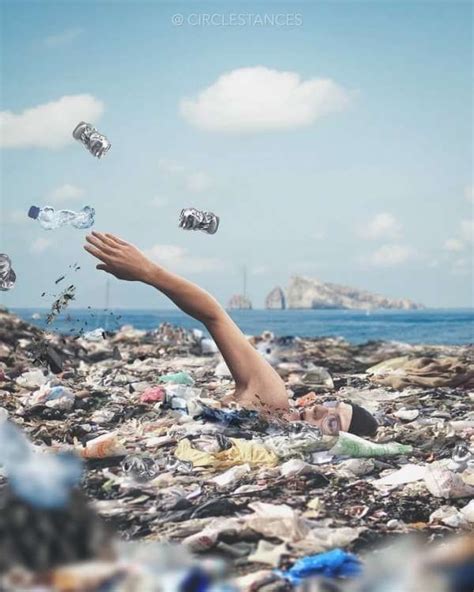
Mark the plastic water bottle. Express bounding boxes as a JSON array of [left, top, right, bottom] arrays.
[[28, 205, 95, 230], [179, 208, 220, 234], [72, 121, 111, 159], [0, 253, 16, 291]]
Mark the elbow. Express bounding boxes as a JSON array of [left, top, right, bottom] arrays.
[[201, 296, 225, 326]]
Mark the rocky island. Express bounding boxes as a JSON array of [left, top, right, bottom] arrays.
[[266, 276, 423, 310], [227, 294, 253, 310]]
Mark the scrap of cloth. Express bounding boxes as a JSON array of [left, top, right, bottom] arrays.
[[367, 356, 474, 389], [175, 437, 279, 468]]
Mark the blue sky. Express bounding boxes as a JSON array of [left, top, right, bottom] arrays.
[[1, 0, 472, 309]]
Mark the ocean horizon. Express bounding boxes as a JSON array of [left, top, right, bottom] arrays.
[[10, 307, 474, 345]]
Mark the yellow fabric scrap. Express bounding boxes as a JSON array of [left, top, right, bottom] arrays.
[[175, 438, 278, 469]]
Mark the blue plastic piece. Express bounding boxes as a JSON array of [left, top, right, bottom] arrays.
[[277, 548, 362, 585]]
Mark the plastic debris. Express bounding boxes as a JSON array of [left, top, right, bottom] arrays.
[[448, 441, 472, 472], [28, 205, 95, 230], [78, 432, 127, 459], [0, 253, 16, 291], [277, 548, 362, 584], [140, 385, 166, 403], [424, 466, 474, 498], [330, 431, 413, 458], [83, 327, 107, 341], [159, 371, 195, 386], [121, 454, 159, 482], [30, 384, 76, 410], [210, 464, 251, 488], [73, 121, 111, 159], [0, 306, 472, 587], [46, 284, 77, 324]]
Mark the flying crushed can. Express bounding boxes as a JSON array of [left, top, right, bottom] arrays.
[[0, 254, 16, 291], [72, 121, 111, 159], [179, 208, 220, 235]]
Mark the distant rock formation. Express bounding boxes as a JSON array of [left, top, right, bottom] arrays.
[[227, 294, 253, 310], [265, 286, 286, 309], [281, 276, 423, 310]]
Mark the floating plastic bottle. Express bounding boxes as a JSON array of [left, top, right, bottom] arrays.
[[28, 205, 95, 230], [179, 208, 220, 235], [72, 121, 111, 159], [121, 454, 159, 482], [0, 253, 16, 291]]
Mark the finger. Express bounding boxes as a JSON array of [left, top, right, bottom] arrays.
[[83, 244, 112, 264], [91, 231, 119, 250], [96, 263, 111, 274], [104, 233, 129, 246], [86, 234, 116, 256]]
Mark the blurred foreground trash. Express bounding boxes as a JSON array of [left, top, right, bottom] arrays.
[[0, 253, 16, 291], [72, 121, 111, 159], [28, 205, 95, 230], [0, 420, 82, 509]]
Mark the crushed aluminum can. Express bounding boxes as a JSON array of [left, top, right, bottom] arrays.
[[0, 254, 16, 291], [121, 454, 159, 482], [72, 121, 111, 159], [179, 208, 220, 235]]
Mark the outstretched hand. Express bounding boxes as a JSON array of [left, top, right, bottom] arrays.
[[84, 232, 157, 283]]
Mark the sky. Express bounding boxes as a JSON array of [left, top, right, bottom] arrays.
[[0, 0, 472, 310]]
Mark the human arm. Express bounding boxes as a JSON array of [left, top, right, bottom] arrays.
[[83, 232, 289, 410]]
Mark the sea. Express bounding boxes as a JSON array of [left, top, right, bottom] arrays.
[[11, 308, 474, 345]]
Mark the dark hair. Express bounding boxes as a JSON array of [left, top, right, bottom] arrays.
[[348, 404, 378, 437]]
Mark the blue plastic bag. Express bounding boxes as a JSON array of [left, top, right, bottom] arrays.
[[277, 548, 362, 585]]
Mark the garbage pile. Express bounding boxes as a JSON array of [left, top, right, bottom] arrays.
[[0, 307, 473, 591]]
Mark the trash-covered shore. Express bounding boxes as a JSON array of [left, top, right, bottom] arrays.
[[0, 307, 473, 591]]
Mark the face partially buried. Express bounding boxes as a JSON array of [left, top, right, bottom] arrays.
[[287, 401, 353, 435]]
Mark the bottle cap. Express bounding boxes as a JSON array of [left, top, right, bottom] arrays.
[[28, 206, 40, 220]]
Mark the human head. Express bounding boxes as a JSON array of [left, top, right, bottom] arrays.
[[286, 401, 378, 437]]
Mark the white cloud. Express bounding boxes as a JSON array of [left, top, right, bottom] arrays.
[[363, 212, 402, 240], [460, 219, 473, 243], [186, 171, 212, 193], [30, 238, 53, 254], [0, 94, 104, 149], [49, 183, 84, 203], [369, 244, 414, 267], [158, 159, 212, 193], [150, 196, 169, 208], [144, 244, 223, 273], [444, 238, 465, 252], [44, 27, 83, 48], [180, 66, 351, 132]]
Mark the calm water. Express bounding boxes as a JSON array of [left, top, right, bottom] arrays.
[[11, 308, 474, 345]]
